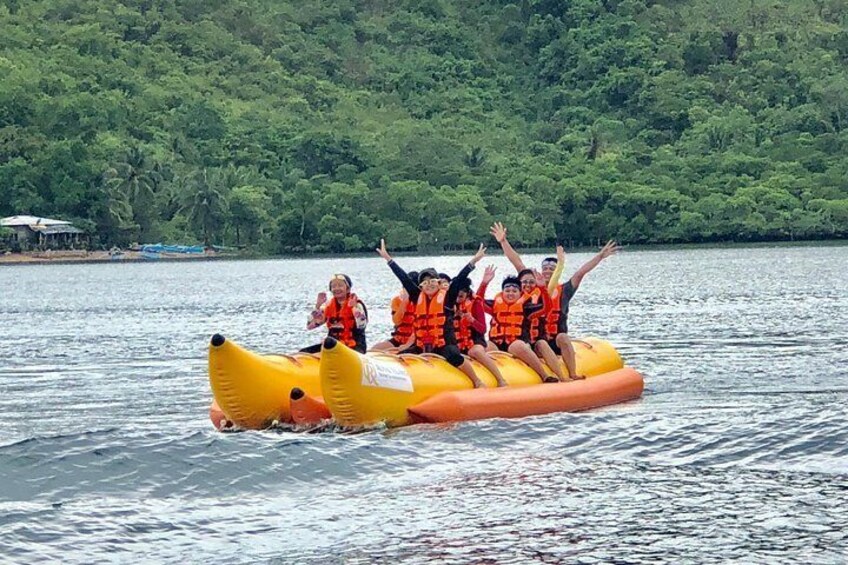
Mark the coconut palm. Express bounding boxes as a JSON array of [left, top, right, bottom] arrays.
[[106, 147, 162, 204], [181, 168, 229, 247]]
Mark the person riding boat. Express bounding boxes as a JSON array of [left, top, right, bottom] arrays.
[[371, 271, 418, 352], [544, 240, 621, 379], [302, 273, 367, 354], [517, 267, 545, 342], [491, 222, 621, 380], [376, 239, 487, 388], [480, 271, 561, 383], [453, 266, 508, 387]]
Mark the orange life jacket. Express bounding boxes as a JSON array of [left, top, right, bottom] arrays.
[[391, 295, 416, 343], [545, 283, 564, 338], [489, 293, 527, 346], [323, 294, 359, 349], [453, 299, 474, 352], [526, 287, 544, 342], [415, 290, 447, 349]]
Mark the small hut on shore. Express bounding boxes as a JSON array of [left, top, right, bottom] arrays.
[[0, 215, 88, 251]]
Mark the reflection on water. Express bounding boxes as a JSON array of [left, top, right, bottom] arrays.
[[1, 244, 847, 563]]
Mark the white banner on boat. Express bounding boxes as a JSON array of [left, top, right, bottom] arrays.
[[361, 357, 414, 392]]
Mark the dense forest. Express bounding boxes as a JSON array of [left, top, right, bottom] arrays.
[[1, 0, 847, 252]]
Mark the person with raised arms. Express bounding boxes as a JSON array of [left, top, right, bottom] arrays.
[[542, 240, 621, 378], [302, 273, 368, 354], [376, 239, 487, 388]]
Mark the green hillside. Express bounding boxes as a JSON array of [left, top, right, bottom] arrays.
[[1, 0, 847, 252]]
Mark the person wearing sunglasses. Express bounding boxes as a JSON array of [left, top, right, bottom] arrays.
[[371, 271, 419, 352], [376, 239, 487, 388], [491, 222, 621, 380], [479, 271, 561, 383], [302, 273, 368, 354]]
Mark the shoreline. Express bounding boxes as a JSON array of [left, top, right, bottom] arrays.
[[0, 249, 227, 266], [1, 239, 845, 266]]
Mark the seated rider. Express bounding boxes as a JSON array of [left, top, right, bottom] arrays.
[[371, 271, 418, 352], [453, 266, 508, 387], [301, 274, 367, 354], [480, 271, 561, 383], [376, 239, 487, 388], [543, 241, 621, 379]]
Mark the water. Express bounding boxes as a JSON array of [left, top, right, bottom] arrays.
[[1, 245, 847, 563]]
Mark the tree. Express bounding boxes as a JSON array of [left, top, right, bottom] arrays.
[[229, 184, 271, 246], [182, 169, 229, 247], [104, 147, 164, 241]]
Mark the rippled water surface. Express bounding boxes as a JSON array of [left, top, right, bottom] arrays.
[[1, 245, 847, 564]]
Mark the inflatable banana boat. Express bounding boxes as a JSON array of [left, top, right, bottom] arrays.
[[208, 333, 643, 430], [208, 333, 322, 429]]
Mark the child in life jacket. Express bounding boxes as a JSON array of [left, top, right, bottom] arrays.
[[480, 271, 561, 383], [453, 266, 508, 387], [302, 273, 368, 354], [376, 239, 487, 388], [371, 271, 418, 352]]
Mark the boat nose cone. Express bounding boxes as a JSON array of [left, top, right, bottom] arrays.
[[211, 334, 226, 347], [323, 337, 338, 350]]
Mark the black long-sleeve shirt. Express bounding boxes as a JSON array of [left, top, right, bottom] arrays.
[[387, 260, 474, 346]]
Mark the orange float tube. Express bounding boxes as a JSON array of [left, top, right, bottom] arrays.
[[209, 400, 234, 431], [407, 367, 644, 424], [290, 388, 332, 426]]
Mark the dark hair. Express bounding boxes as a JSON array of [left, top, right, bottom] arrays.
[[418, 268, 438, 284], [455, 277, 472, 295], [329, 274, 352, 289], [542, 257, 558, 264], [438, 272, 451, 282], [517, 268, 534, 281], [502, 275, 521, 289]]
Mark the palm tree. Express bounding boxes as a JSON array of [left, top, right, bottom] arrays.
[[106, 147, 161, 204], [181, 169, 229, 247], [105, 147, 163, 241]]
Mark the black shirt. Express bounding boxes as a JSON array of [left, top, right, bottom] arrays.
[[387, 260, 474, 346]]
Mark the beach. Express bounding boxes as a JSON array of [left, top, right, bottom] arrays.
[[0, 249, 221, 265]]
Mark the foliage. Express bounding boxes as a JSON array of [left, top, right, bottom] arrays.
[[0, 0, 846, 252]]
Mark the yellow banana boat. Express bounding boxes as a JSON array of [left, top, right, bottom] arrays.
[[208, 334, 322, 429], [320, 336, 626, 428], [209, 333, 631, 430]]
